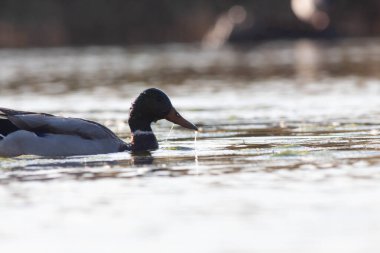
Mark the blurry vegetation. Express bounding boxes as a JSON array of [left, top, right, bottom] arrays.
[[0, 0, 380, 47]]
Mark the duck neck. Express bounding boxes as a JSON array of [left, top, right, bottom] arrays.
[[128, 118, 158, 151]]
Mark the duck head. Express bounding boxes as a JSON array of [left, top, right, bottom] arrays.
[[128, 88, 197, 151]]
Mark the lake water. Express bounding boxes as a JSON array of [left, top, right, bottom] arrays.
[[1, 39, 380, 252]]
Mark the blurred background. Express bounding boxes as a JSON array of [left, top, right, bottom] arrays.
[[0, 0, 380, 48], [1, 0, 380, 96]]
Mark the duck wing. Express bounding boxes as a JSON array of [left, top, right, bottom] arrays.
[[0, 107, 120, 140]]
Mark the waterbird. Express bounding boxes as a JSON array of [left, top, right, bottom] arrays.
[[0, 88, 197, 157]]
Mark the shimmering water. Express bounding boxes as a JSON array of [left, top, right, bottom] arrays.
[[1, 39, 380, 252]]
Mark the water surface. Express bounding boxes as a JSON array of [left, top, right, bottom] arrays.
[[1, 39, 380, 253]]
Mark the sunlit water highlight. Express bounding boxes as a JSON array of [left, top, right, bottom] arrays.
[[1, 39, 380, 252], [194, 131, 199, 175]]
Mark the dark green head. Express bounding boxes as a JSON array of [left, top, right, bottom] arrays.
[[128, 88, 197, 132], [129, 88, 172, 123]]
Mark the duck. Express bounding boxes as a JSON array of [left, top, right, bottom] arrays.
[[0, 88, 198, 157]]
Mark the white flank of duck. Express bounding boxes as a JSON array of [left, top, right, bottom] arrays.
[[0, 113, 126, 157]]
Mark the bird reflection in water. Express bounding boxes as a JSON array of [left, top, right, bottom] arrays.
[[131, 150, 154, 165]]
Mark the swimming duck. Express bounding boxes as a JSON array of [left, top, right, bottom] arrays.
[[0, 88, 197, 157]]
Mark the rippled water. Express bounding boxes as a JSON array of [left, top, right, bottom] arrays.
[[1, 39, 380, 252]]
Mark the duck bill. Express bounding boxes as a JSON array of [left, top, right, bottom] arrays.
[[165, 107, 198, 131]]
